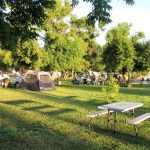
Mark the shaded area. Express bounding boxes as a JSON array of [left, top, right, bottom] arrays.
[[16, 90, 106, 111], [1, 102, 149, 150], [119, 85, 150, 96], [120, 87, 150, 97], [23, 105, 53, 111], [90, 125, 150, 150], [0, 99, 34, 105], [0, 86, 150, 150], [0, 106, 109, 150], [25, 105, 150, 150], [60, 84, 102, 92], [44, 108, 75, 116], [62, 84, 150, 97]]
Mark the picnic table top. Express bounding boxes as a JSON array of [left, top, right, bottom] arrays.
[[98, 102, 143, 112]]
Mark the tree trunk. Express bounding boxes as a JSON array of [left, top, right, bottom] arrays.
[[71, 69, 74, 79], [63, 71, 69, 80], [127, 71, 132, 88], [121, 68, 127, 86]]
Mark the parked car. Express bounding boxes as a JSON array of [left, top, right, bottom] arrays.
[[9, 75, 23, 87]]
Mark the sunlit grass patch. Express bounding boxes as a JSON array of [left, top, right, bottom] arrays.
[[0, 84, 150, 150]]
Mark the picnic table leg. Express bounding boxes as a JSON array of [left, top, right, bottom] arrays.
[[125, 112, 128, 124], [114, 111, 117, 133], [88, 118, 92, 128], [134, 125, 138, 136], [132, 109, 135, 117], [107, 110, 110, 130], [126, 109, 134, 123]]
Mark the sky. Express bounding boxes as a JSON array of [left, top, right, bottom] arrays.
[[72, 0, 150, 45]]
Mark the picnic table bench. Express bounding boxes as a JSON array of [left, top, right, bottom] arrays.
[[86, 108, 114, 127], [128, 113, 150, 136]]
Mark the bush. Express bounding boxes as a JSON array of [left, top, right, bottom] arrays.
[[101, 76, 120, 103]]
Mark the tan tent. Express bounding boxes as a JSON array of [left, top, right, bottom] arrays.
[[18, 71, 55, 91]]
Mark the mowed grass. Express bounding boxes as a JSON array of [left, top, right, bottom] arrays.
[[0, 83, 150, 150]]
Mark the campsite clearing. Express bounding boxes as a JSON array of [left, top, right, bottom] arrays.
[[0, 84, 150, 150]]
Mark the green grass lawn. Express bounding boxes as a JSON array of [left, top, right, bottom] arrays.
[[0, 83, 150, 150]]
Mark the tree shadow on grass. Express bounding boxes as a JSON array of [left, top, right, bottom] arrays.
[[119, 87, 150, 97], [133, 106, 150, 117], [0, 99, 35, 105], [132, 84, 150, 88], [53, 113, 150, 150], [0, 106, 108, 150], [0, 98, 76, 121], [60, 84, 102, 92], [23, 105, 53, 111], [17, 101, 150, 150], [94, 126, 150, 149], [53, 84, 150, 98], [44, 108, 75, 116], [1, 97, 149, 150], [17, 90, 106, 111]]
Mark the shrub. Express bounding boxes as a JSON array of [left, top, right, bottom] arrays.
[[101, 76, 120, 103]]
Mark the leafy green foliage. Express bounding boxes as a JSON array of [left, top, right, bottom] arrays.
[[132, 33, 150, 72], [86, 45, 105, 71], [103, 23, 135, 74], [0, 21, 18, 50], [46, 35, 88, 72], [0, 0, 139, 73], [0, 0, 135, 50], [14, 40, 49, 70], [0, 48, 14, 70], [70, 16, 103, 71], [43, 1, 89, 72], [0, 0, 56, 49], [71, 0, 135, 26], [101, 76, 120, 103]]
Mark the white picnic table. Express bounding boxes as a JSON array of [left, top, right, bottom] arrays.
[[98, 102, 143, 133]]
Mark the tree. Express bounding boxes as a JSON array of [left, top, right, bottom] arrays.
[[45, 34, 88, 72], [0, 48, 14, 70], [70, 16, 104, 71], [42, 0, 88, 78], [72, 0, 135, 26], [85, 45, 105, 71], [101, 76, 119, 103], [0, 21, 18, 50], [0, 0, 56, 49], [134, 40, 150, 72], [132, 33, 150, 72], [0, 0, 135, 50], [103, 23, 135, 84], [14, 40, 49, 70]]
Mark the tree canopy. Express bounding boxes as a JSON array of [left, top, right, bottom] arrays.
[[0, 0, 56, 41], [0, 0, 135, 50], [70, 16, 104, 71], [103, 23, 135, 74], [71, 0, 135, 25], [14, 40, 49, 70], [2, 0, 150, 78], [133, 40, 150, 72], [0, 48, 13, 70], [43, 0, 89, 72]]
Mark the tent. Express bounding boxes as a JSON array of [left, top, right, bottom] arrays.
[[18, 71, 55, 91]]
